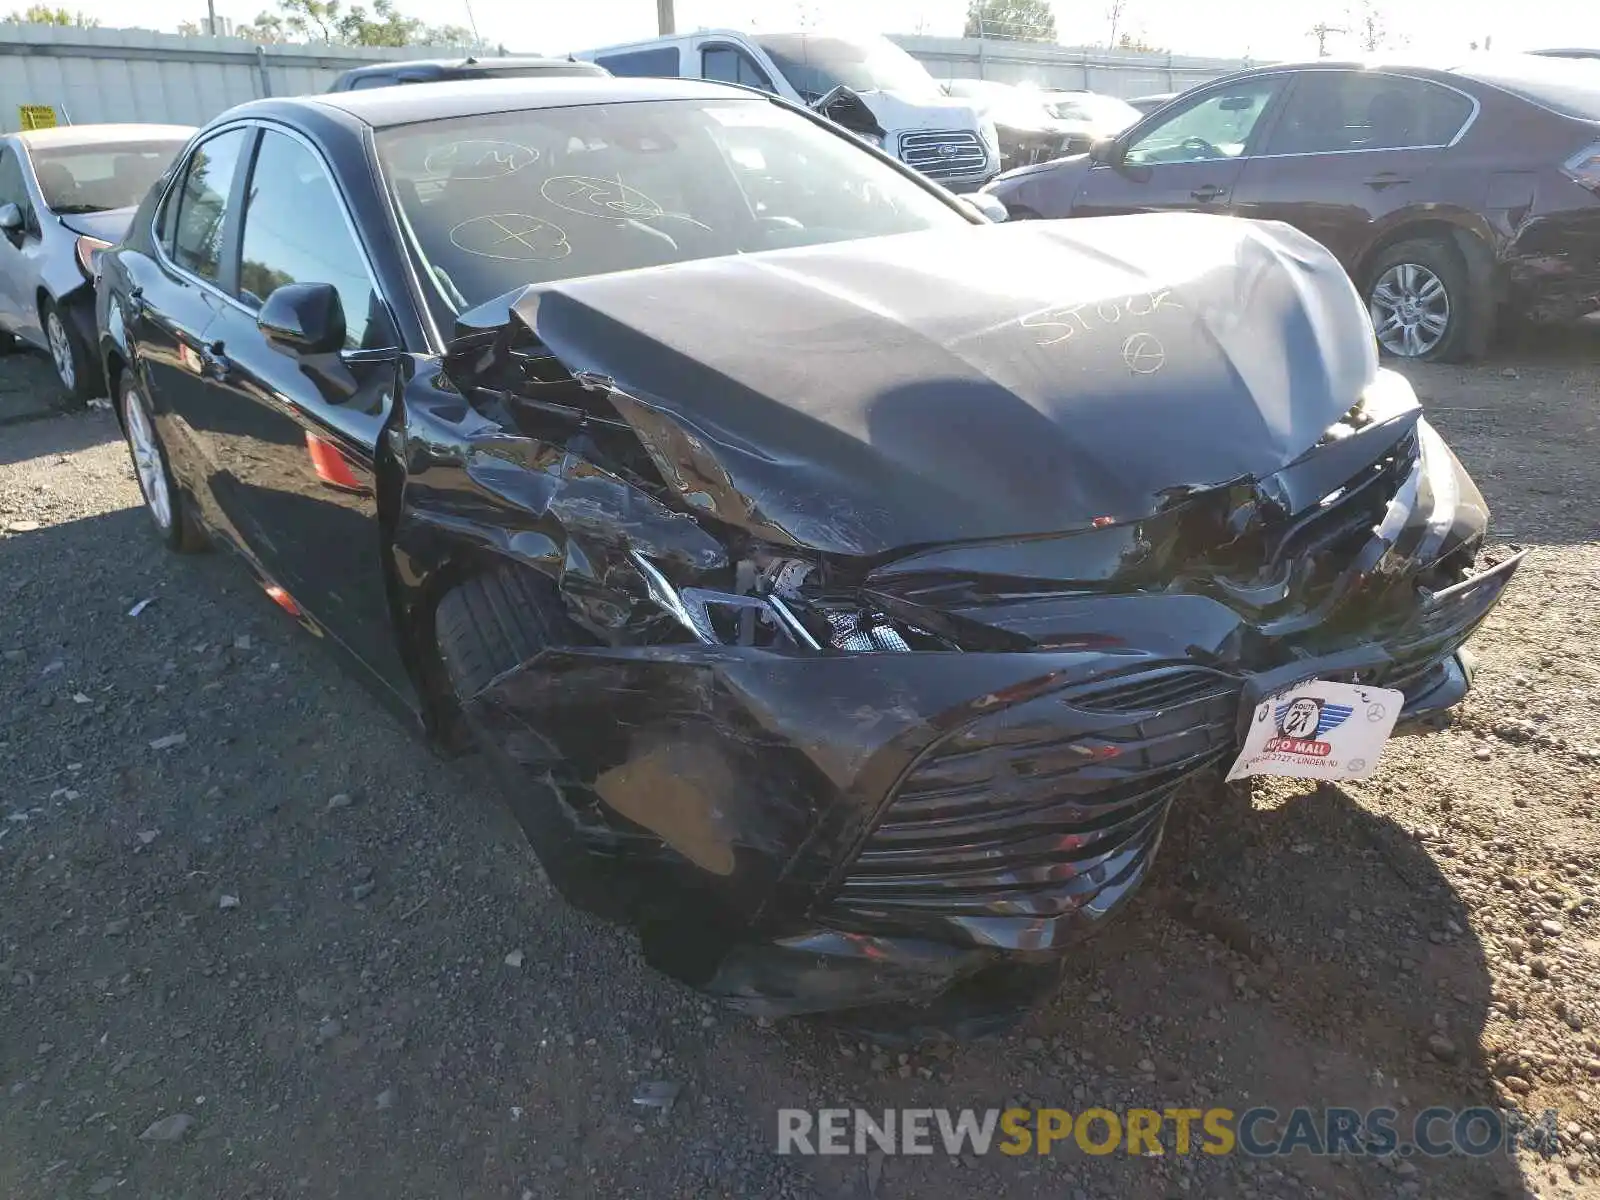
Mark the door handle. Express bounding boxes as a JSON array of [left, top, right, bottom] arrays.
[[124, 286, 146, 318], [200, 340, 231, 380], [1363, 173, 1411, 189], [1190, 184, 1226, 203]]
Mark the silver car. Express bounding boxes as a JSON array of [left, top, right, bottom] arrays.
[[0, 124, 193, 400]]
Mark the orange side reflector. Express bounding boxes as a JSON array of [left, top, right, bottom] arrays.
[[304, 431, 364, 491], [264, 584, 301, 617]]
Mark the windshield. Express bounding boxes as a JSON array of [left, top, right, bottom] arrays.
[[376, 97, 968, 316], [754, 34, 939, 101], [1046, 93, 1143, 130], [30, 140, 187, 214], [1458, 57, 1600, 120]]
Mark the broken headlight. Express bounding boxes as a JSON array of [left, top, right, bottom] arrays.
[[1319, 369, 1421, 444], [630, 551, 937, 654]]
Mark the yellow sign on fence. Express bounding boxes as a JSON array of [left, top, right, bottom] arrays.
[[18, 105, 57, 131]]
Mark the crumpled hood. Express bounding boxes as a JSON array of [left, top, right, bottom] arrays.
[[505, 212, 1378, 556]]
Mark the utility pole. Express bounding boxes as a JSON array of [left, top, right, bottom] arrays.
[[656, 0, 674, 35], [207, 0, 217, 36]]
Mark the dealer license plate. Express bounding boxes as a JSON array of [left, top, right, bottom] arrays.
[[1226, 679, 1405, 783]]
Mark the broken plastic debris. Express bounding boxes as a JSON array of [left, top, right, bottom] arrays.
[[148, 733, 187, 750], [72, 692, 91, 704], [504, 949, 525, 968], [632, 1081, 681, 1111], [136, 830, 158, 845], [128, 598, 156, 617], [219, 894, 240, 910]]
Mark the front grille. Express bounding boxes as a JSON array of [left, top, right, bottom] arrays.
[[830, 669, 1238, 926], [899, 130, 989, 179]]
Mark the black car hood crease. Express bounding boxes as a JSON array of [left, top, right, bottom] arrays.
[[476, 213, 1379, 557]]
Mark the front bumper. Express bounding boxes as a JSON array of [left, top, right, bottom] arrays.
[[466, 419, 1519, 1017]]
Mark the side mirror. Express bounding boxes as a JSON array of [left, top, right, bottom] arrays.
[[258, 282, 346, 355], [1089, 137, 1122, 166], [964, 192, 1009, 223], [0, 202, 22, 239]]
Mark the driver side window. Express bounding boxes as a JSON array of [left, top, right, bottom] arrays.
[[1124, 80, 1279, 166], [702, 46, 776, 93]]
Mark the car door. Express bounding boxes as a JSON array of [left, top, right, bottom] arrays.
[[0, 140, 26, 335], [199, 126, 413, 702], [1232, 70, 1477, 270], [129, 126, 253, 524], [1069, 75, 1287, 218]]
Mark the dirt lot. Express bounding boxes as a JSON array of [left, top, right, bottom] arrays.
[[2, 329, 1598, 1200]]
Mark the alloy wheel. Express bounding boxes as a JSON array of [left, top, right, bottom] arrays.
[[122, 381, 173, 532], [1369, 263, 1451, 358], [46, 310, 76, 390]]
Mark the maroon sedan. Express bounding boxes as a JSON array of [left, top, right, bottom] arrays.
[[984, 55, 1600, 361]]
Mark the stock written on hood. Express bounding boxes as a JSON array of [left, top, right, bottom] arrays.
[[1227, 680, 1405, 782]]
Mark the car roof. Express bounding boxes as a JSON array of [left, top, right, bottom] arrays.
[[337, 56, 606, 79], [303, 75, 758, 129], [12, 123, 195, 148]]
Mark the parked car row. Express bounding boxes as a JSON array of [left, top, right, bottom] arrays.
[[32, 68, 1516, 1035], [985, 54, 1600, 360], [0, 124, 193, 398], [942, 79, 1141, 170]]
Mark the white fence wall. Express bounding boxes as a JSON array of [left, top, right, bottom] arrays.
[[0, 24, 464, 131], [0, 24, 1260, 134], [891, 34, 1258, 98]]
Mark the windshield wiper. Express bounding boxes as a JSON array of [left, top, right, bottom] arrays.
[[52, 204, 113, 215]]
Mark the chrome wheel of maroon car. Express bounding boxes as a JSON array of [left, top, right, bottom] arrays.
[[1369, 263, 1452, 358]]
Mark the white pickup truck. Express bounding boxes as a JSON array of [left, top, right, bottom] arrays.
[[572, 30, 1000, 192]]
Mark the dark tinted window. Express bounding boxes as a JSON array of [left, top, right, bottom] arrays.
[[594, 47, 680, 77], [1267, 72, 1473, 154], [237, 131, 388, 350], [702, 46, 775, 92], [349, 74, 396, 90], [171, 127, 249, 282]]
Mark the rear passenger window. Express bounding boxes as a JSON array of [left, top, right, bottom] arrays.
[[171, 127, 249, 281], [594, 48, 680, 77], [1267, 72, 1474, 155]]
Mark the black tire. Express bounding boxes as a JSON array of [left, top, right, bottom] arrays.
[[434, 564, 576, 700], [0, 328, 17, 354], [1363, 237, 1476, 364], [119, 371, 207, 553], [41, 296, 97, 403]]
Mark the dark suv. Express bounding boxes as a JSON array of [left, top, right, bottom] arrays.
[[984, 55, 1600, 361]]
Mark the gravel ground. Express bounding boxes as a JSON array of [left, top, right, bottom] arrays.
[[2, 329, 1598, 1200]]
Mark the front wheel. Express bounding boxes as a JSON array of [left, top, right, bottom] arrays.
[[42, 297, 97, 403], [1365, 238, 1475, 363]]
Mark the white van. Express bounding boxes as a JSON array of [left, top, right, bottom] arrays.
[[573, 30, 999, 192]]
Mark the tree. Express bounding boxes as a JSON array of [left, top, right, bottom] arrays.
[[964, 0, 1057, 43], [5, 4, 98, 24], [1105, 0, 1126, 49], [1116, 30, 1167, 53], [239, 0, 470, 47]]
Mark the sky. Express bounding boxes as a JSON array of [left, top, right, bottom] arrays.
[[50, 0, 1600, 63]]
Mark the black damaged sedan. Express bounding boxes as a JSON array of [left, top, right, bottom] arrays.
[[97, 76, 1520, 1035]]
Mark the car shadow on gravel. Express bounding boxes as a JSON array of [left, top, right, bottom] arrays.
[[734, 778, 1540, 1199], [0, 406, 118, 468]]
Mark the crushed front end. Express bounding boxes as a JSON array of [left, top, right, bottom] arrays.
[[397, 218, 1522, 1021]]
